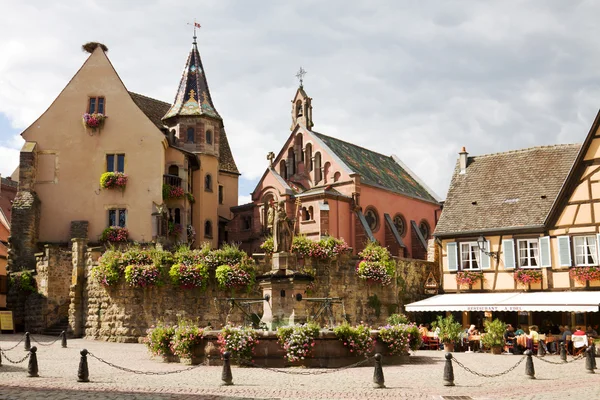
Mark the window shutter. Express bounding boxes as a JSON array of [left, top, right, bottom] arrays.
[[447, 242, 458, 271], [480, 240, 491, 270], [502, 239, 515, 269], [539, 236, 551, 268], [557, 236, 572, 267]]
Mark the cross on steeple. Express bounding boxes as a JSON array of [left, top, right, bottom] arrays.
[[295, 67, 307, 88], [267, 151, 275, 167]]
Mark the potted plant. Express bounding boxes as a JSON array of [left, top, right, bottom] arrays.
[[432, 315, 463, 352], [481, 318, 506, 354]]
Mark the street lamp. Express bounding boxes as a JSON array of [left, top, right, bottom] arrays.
[[477, 235, 498, 259]]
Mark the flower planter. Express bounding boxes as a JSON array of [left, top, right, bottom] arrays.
[[491, 345, 503, 355], [444, 342, 455, 352]]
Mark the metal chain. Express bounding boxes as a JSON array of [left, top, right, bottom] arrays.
[[0, 349, 31, 364], [30, 333, 62, 347], [534, 353, 586, 365], [0, 334, 26, 351], [452, 355, 526, 378], [243, 356, 373, 375], [87, 352, 206, 375]]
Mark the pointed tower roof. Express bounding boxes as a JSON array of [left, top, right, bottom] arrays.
[[163, 36, 221, 121]]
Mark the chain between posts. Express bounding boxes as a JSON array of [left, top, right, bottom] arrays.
[[244, 356, 374, 375], [30, 332, 62, 347], [0, 349, 31, 364], [534, 353, 586, 365], [87, 352, 207, 375], [0, 334, 25, 351], [452, 355, 526, 378]]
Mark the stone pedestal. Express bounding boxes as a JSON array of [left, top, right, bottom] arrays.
[[271, 252, 295, 271]]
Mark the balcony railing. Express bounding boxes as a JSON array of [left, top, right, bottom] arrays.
[[163, 174, 182, 188]]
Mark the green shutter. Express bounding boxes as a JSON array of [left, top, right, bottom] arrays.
[[539, 236, 551, 267], [447, 242, 458, 271], [557, 236, 571, 267], [502, 239, 515, 269], [480, 240, 491, 270]]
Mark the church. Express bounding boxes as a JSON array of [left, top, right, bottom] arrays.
[[8, 37, 239, 271], [228, 81, 442, 258]]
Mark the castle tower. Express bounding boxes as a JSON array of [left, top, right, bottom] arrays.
[[163, 32, 239, 247]]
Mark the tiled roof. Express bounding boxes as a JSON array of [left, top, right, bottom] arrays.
[[312, 132, 438, 203], [435, 144, 581, 236], [219, 127, 239, 174], [129, 92, 170, 130], [162, 41, 221, 121]]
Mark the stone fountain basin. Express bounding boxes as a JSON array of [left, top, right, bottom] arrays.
[[164, 330, 409, 368]]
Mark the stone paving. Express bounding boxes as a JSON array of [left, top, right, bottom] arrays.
[[1, 334, 600, 399]]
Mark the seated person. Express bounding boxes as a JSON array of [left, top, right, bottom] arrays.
[[515, 326, 525, 336], [418, 324, 430, 348], [573, 326, 586, 336], [586, 325, 598, 338], [549, 325, 565, 354], [467, 324, 481, 352], [528, 325, 547, 352], [504, 324, 516, 353]]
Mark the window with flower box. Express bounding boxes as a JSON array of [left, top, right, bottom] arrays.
[[88, 97, 105, 114], [106, 154, 125, 173], [460, 242, 480, 270], [108, 208, 127, 227], [517, 239, 539, 268], [573, 235, 598, 266]]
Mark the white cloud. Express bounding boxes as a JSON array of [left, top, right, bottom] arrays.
[[1, 1, 600, 199], [238, 195, 252, 206]]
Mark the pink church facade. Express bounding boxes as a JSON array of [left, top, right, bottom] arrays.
[[229, 86, 441, 258]]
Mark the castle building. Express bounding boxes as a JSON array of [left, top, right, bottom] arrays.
[[229, 84, 441, 258], [8, 37, 238, 272], [0, 175, 17, 308]]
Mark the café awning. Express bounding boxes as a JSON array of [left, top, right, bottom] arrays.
[[405, 291, 600, 313]]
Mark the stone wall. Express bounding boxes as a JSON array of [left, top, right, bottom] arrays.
[[77, 251, 437, 342]]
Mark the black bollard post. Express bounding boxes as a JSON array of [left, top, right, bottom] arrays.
[[592, 342, 597, 370], [443, 352, 455, 386], [585, 347, 595, 374], [221, 351, 233, 386], [24, 332, 31, 351], [524, 350, 535, 379], [27, 346, 39, 377], [537, 342, 545, 357], [78, 349, 90, 382], [61, 331, 67, 348], [560, 342, 567, 362], [0, 347, 3, 367], [372, 353, 385, 389]]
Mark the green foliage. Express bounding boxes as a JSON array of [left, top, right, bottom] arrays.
[[204, 243, 246, 269], [431, 315, 463, 344], [9, 271, 37, 293], [481, 319, 507, 348], [367, 294, 382, 317], [171, 320, 204, 359], [378, 323, 421, 354], [173, 245, 206, 266], [259, 236, 273, 255], [217, 326, 259, 364], [291, 235, 314, 258], [124, 264, 161, 287], [277, 323, 321, 362], [121, 247, 154, 267], [356, 242, 395, 285], [333, 323, 374, 356], [169, 263, 208, 289], [359, 241, 392, 262], [387, 313, 410, 325], [92, 249, 122, 286], [144, 322, 175, 357]]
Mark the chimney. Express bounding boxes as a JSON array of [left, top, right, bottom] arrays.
[[459, 147, 468, 174]]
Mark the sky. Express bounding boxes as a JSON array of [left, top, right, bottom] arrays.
[[2, 1, 600, 205]]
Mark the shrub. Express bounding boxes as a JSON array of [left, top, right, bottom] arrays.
[[215, 265, 253, 289], [356, 242, 395, 285], [481, 319, 506, 348], [9, 271, 37, 293], [277, 323, 320, 362], [204, 243, 246, 269], [100, 172, 127, 190], [124, 264, 161, 287], [100, 226, 129, 242], [378, 323, 421, 355], [162, 184, 185, 200], [121, 247, 154, 268], [174, 244, 207, 266], [145, 322, 175, 357], [169, 263, 208, 289], [260, 236, 274, 255], [387, 313, 410, 326], [311, 236, 351, 259], [333, 323, 374, 356], [170, 321, 203, 359], [92, 250, 122, 286], [151, 249, 175, 268], [431, 315, 463, 344], [291, 235, 315, 258], [217, 326, 259, 365]]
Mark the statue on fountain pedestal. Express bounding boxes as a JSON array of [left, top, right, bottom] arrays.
[[272, 201, 292, 253]]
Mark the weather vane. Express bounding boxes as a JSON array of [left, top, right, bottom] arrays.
[[296, 67, 307, 87], [187, 19, 201, 43]]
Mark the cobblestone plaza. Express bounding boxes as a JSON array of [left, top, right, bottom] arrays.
[[1, 334, 600, 399]]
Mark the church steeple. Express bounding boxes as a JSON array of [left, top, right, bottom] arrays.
[[290, 67, 313, 130], [163, 36, 221, 121]]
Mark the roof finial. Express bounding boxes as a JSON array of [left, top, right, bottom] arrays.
[[188, 19, 201, 44], [295, 66, 307, 88]]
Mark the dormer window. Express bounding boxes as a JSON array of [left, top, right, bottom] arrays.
[[88, 97, 105, 114], [206, 130, 213, 145], [187, 127, 195, 143]]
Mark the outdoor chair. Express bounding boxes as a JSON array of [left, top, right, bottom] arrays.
[[572, 334, 588, 356], [427, 333, 440, 350]]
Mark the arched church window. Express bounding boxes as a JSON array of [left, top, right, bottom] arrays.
[[296, 100, 303, 117], [314, 152, 322, 183], [308, 206, 314, 220], [419, 220, 430, 240], [393, 214, 406, 237], [303, 207, 310, 221], [206, 130, 213, 145], [288, 148, 296, 176], [323, 162, 331, 184], [279, 160, 287, 179], [205, 174, 212, 191], [204, 220, 213, 238], [305, 143, 313, 172], [364, 207, 379, 232], [168, 165, 179, 176], [296, 134, 304, 162], [187, 127, 195, 143], [333, 172, 341, 182]]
